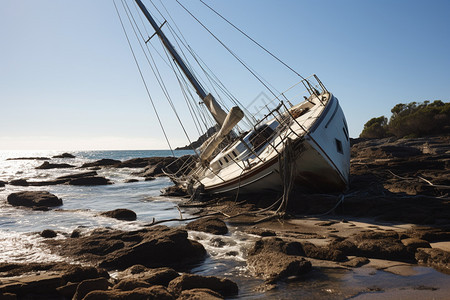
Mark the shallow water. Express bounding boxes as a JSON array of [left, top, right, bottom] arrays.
[[0, 150, 448, 299]]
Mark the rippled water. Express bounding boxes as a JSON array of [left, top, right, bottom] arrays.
[[1, 150, 448, 299], [0, 150, 193, 262]]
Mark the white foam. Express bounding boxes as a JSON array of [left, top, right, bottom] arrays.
[[188, 229, 256, 262], [0, 230, 65, 264]]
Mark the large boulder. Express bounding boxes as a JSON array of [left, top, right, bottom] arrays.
[[247, 252, 312, 283], [7, 191, 62, 208], [46, 226, 206, 271], [301, 242, 347, 262], [167, 274, 238, 298], [40, 229, 57, 238], [247, 237, 312, 283], [99, 227, 206, 270], [186, 217, 228, 235], [247, 237, 311, 283], [100, 209, 137, 221], [248, 237, 304, 256]]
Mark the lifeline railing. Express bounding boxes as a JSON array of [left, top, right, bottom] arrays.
[[163, 74, 329, 183]]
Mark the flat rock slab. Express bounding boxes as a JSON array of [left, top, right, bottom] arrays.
[[7, 191, 62, 208], [415, 248, 450, 274], [0, 273, 64, 295]]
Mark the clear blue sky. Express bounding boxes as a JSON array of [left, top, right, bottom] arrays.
[[1, 0, 449, 150]]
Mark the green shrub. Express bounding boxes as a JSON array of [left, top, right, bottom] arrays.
[[360, 100, 450, 138], [360, 116, 388, 138]]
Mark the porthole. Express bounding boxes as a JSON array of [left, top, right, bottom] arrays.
[[335, 138, 343, 154]]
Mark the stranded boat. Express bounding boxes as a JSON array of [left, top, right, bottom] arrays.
[[118, 0, 350, 195]]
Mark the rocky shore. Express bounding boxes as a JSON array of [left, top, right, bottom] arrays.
[[1, 136, 449, 299]]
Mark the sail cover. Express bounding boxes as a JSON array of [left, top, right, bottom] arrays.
[[200, 106, 244, 163]]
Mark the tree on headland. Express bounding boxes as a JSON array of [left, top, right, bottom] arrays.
[[359, 116, 388, 138], [360, 100, 450, 138]]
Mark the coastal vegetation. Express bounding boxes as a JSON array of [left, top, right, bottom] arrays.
[[360, 100, 450, 138]]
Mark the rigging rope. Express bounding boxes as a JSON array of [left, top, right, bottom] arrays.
[[199, 0, 306, 80], [114, 0, 175, 156], [123, 0, 201, 155], [174, 0, 281, 100], [152, 0, 258, 129]]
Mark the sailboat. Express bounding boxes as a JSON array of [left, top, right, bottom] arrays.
[[118, 0, 350, 195]]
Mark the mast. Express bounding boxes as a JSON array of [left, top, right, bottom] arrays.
[[135, 0, 229, 126]]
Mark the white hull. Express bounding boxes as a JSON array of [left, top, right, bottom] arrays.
[[190, 92, 350, 195], [123, 3, 350, 197]]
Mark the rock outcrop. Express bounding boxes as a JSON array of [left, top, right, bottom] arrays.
[[69, 176, 111, 186], [247, 237, 312, 283], [81, 159, 121, 168], [186, 217, 228, 235], [7, 191, 62, 208], [45, 226, 206, 270], [52, 153, 75, 158], [100, 209, 137, 221], [36, 161, 75, 169]]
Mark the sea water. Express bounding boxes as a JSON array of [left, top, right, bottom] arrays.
[[0, 150, 448, 299]]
